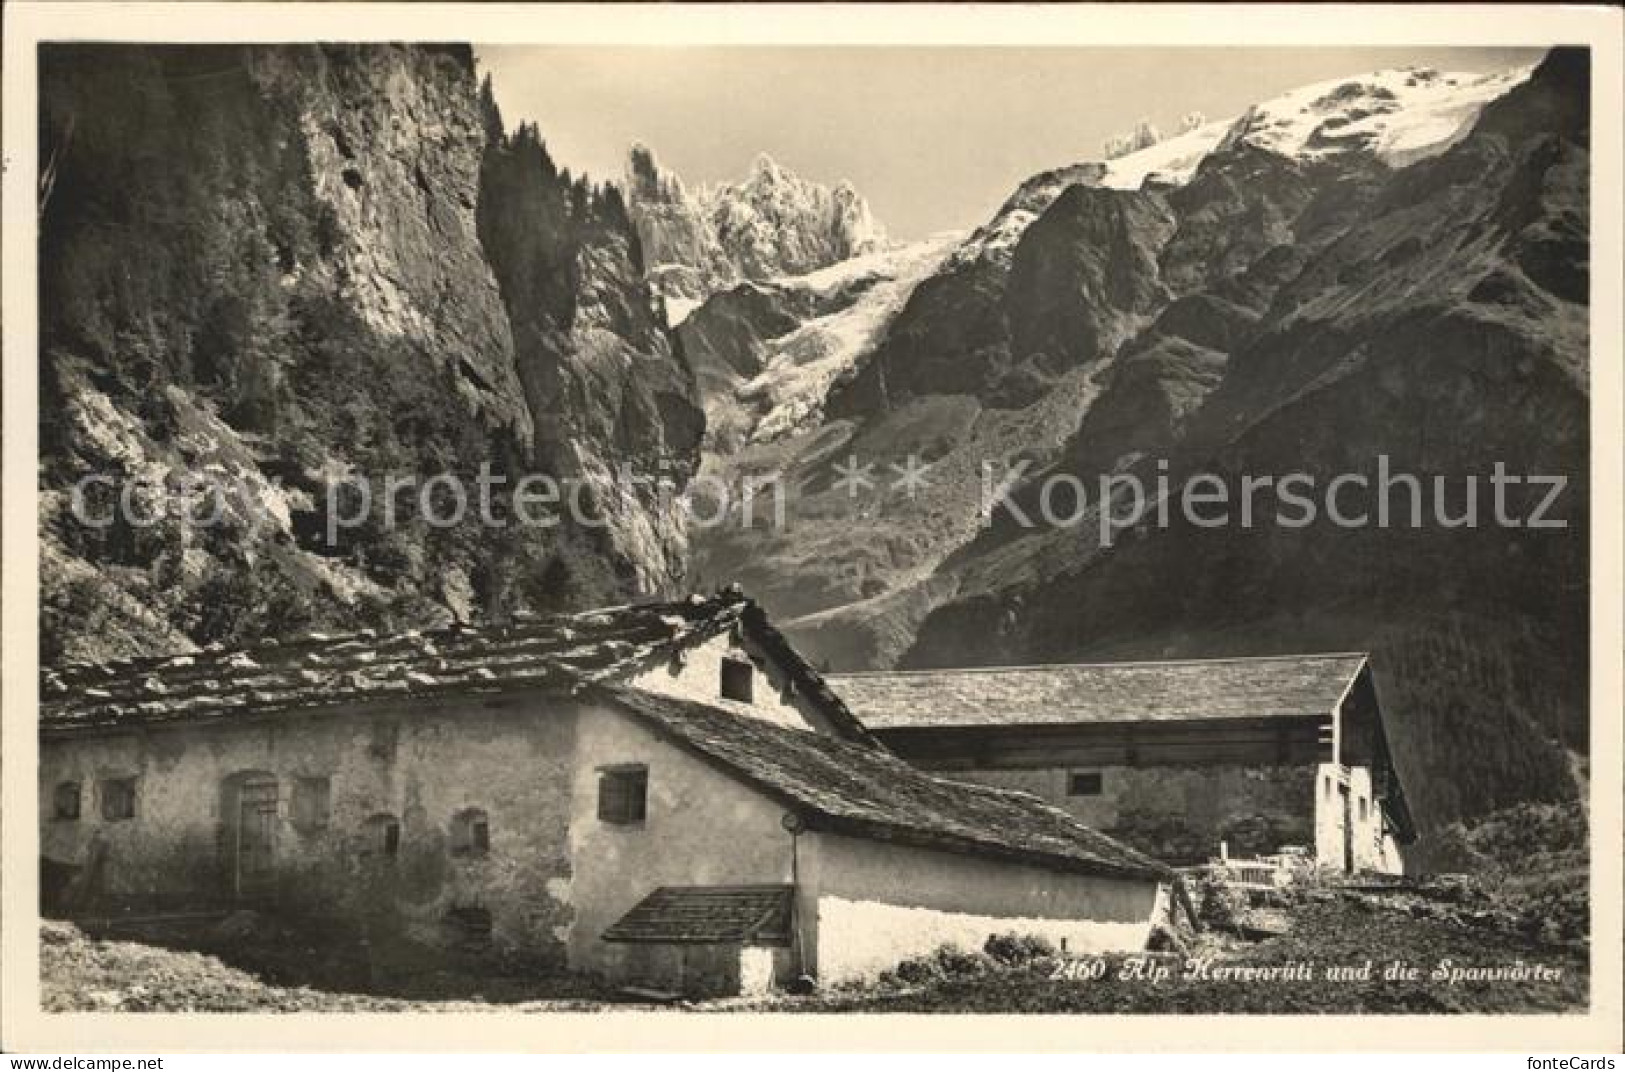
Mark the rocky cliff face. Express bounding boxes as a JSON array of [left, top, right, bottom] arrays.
[[477, 104, 704, 606], [39, 45, 701, 662], [824, 163, 1109, 417], [627, 145, 884, 315]]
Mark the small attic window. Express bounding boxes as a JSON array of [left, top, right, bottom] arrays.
[[598, 766, 648, 826], [1067, 772, 1104, 797], [720, 656, 755, 703]]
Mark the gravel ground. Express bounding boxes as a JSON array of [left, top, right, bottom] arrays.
[[39, 920, 641, 1013]]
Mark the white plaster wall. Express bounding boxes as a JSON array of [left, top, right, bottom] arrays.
[[738, 946, 790, 995], [1348, 766, 1379, 872], [627, 632, 844, 736], [1313, 763, 1345, 869], [1377, 829, 1407, 874], [1313, 763, 1402, 874], [565, 704, 797, 978], [800, 831, 1162, 984]]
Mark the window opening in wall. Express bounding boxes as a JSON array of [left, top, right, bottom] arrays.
[[291, 776, 331, 832], [1067, 771, 1104, 797], [99, 777, 137, 821], [450, 807, 491, 857], [445, 904, 493, 947], [598, 766, 648, 825], [720, 655, 755, 703], [363, 813, 401, 859], [53, 781, 81, 821]]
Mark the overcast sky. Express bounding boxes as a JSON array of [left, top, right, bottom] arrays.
[[476, 46, 1543, 239]]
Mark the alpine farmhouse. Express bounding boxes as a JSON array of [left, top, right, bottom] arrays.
[[39, 590, 1173, 997]]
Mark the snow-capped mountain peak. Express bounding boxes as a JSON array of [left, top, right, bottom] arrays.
[[628, 145, 886, 315], [947, 63, 1530, 273], [1099, 64, 1533, 190], [1212, 65, 1535, 167]]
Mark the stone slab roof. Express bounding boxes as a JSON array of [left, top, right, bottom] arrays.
[[604, 686, 1171, 882], [602, 885, 792, 945], [40, 589, 874, 743], [827, 654, 1369, 731]]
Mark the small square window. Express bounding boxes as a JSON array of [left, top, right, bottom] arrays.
[[598, 767, 648, 825], [53, 781, 81, 821], [99, 777, 137, 821], [720, 656, 754, 703], [1067, 772, 1103, 797]]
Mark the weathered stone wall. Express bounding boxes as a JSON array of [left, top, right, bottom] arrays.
[[800, 831, 1163, 983], [565, 703, 796, 980], [955, 763, 1320, 866], [39, 695, 578, 958]]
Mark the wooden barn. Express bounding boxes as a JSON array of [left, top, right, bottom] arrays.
[[829, 654, 1417, 874]]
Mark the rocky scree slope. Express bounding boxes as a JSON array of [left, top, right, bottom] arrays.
[[39, 46, 702, 663]]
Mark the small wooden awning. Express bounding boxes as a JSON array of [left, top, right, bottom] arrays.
[[602, 885, 793, 946]]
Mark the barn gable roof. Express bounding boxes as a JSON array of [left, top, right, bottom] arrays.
[[39, 589, 875, 745], [601, 686, 1172, 882], [827, 653, 1370, 731]]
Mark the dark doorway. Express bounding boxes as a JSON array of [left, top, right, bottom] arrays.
[[232, 775, 279, 898], [1338, 783, 1354, 873]]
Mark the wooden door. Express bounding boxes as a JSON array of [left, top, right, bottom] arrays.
[[235, 778, 278, 898]]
